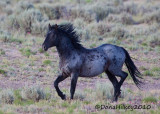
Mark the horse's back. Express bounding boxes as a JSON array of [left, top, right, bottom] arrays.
[[79, 44, 126, 77], [99, 44, 126, 69]]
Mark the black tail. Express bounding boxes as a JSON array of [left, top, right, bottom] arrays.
[[122, 48, 143, 89]]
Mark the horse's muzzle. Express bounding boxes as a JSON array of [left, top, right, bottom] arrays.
[[42, 44, 48, 51]]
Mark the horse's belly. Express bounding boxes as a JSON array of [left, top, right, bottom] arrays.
[[79, 61, 106, 77]]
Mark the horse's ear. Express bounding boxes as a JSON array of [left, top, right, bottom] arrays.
[[55, 24, 58, 30], [48, 23, 51, 30]]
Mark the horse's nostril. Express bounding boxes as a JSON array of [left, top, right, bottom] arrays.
[[42, 45, 45, 50], [42, 44, 48, 51]]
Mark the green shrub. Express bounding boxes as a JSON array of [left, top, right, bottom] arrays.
[[13, 90, 23, 105], [20, 48, 36, 57], [143, 70, 154, 76], [14, 89, 36, 106], [152, 67, 160, 72], [43, 60, 52, 65], [39, 68, 45, 72], [0, 69, 6, 75], [139, 66, 147, 71], [0, 89, 14, 104], [143, 96, 157, 103], [39, 48, 44, 53], [21, 86, 47, 101], [0, 49, 5, 55]]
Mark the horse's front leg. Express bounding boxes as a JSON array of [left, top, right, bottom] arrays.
[[54, 74, 68, 100], [70, 73, 79, 99]]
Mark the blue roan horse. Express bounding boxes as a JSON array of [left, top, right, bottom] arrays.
[[42, 23, 143, 102]]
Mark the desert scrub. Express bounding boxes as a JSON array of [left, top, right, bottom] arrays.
[[17, 9, 48, 34], [111, 26, 129, 40], [123, 2, 138, 15], [143, 96, 157, 103], [0, 49, 5, 55], [74, 90, 86, 100], [86, 22, 112, 38], [0, 69, 6, 75], [0, 89, 14, 104], [69, 6, 93, 22], [14, 89, 36, 106], [6, 8, 48, 35], [96, 22, 112, 36], [0, 30, 11, 42], [90, 5, 109, 22], [0, 30, 23, 43], [95, 81, 113, 100], [21, 86, 48, 101], [38, 3, 66, 20], [149, 37, 160, 48], [73, 18, 86, 29], [16, 1, 34, 12], [119, 12, 137, 25], [143, 9, 160, 24]]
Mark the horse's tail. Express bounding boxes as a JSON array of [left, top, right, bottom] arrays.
[[122, 48, 143, 89]]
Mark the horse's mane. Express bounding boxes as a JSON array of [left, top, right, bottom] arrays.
[[52, 23, 83, 49]]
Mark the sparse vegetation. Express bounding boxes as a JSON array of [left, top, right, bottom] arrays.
[[21, 86, 48, 101], [0, 69, 6, 75], [0, 49, 5, 55], [43, 60, 51, 65], [20, 48, 36, 57], [0, 89, 14, 104], [143, 70, 154, 76], [143, 96, 157, 103], [95, 81, 113, 100]]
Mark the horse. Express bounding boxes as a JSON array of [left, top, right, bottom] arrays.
[[42, 23, 143, 102]]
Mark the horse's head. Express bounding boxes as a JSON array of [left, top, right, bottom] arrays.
[[42, 24, 59, 51]]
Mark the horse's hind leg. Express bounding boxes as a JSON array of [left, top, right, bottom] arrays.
[[105, 70, 119, 102], [108, 68, 128, 101]]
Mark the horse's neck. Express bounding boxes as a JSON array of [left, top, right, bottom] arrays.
[[56, 36, 75, 60]]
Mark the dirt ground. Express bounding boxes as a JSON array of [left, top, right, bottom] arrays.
[[0, 42, 160, 92]]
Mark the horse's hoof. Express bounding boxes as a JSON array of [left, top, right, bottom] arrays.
[[61, 94, 66, 100], [112, 97, 118, 102]]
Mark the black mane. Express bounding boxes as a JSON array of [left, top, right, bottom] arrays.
[[52, 23, 83, 49]]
